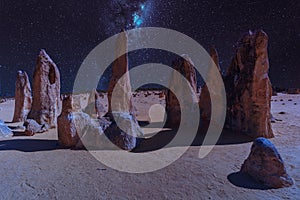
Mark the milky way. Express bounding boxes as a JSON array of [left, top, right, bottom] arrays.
[[0, 0, 299, 96], [101, 0, 151, 35]]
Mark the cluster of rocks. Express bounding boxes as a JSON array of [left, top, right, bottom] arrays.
[[164, 30, 293, 187], [7, 31, 143, 151], [2, 29, 294, 187], [58, 30, 143, 151], [165, 30, 274, 139], [9, 30, 275, 141]]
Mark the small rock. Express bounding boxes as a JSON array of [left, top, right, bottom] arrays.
[[24, 119, 48, 136], [0, 122, 13, 138], [241, 137, 293, 188]]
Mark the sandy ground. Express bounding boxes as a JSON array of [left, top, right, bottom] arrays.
[[0, 92, 299, 200]]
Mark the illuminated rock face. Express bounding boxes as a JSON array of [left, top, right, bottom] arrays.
[[12, 70, 32, 122], [165, 55, 198, 128], [58, 95, 91, 148], [225, 30, 273, 138], [27, 50, 61, 129], [199, 46, 222, 122], [241, 138, 293, 188]]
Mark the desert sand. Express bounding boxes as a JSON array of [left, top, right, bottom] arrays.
[[0, 91, 299, 199]]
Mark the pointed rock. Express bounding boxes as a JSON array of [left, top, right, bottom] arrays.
[[27, 49, 61, 129], [12, 70, 32, 122], [199, 46, 222, 121], [224, 30, 273, 138], [165, 55, 198, 128], [104, 30, 143, 150], [107, 30, 134, 115]]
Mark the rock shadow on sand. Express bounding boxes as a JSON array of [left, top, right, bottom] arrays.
[[0, 139, 59, 152], [133, 126, 254, 153], [227, 171, 271, 190]]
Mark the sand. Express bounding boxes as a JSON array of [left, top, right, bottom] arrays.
[[0, 92, 299, 199]]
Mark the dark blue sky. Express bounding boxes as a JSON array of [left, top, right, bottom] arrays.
[[1, 0, 299, 96]]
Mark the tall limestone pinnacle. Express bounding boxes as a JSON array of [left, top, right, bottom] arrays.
[[104, 29, 143, 150], [165, 54, 198, 128], [199, 46, 222, 122], [107, 29, 134, 115], [225, 30, 273, 138], [12, 70, 32, 122], [27, 49, 61, 128]]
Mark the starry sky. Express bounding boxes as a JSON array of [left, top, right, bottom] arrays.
[[0, 0, 299, 96]]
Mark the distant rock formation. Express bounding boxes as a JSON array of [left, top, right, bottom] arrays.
[[12, 70, 32, 122], [165, 55, 198, 128], [199, 46, 222, 121], [241, 137, 293, 188], [27, 49, 61, 129], [287, 88, 300, 94], [224, 30, 273, 138]]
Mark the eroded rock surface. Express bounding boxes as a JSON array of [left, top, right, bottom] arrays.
[[199, 46, 222, 121], [12, 70, 32, 122], [104, 30, 143, 150], [57, 95, 91, 148], [58, 95, 114, 150], [225, 30, 273, 138], [107, 30, 134, 115], [165, 55, 198, 128], [27, 49, 61, 129], [241, 137, 293, 188]]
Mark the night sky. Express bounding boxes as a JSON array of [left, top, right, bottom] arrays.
[[1, 0, 299, 96]]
